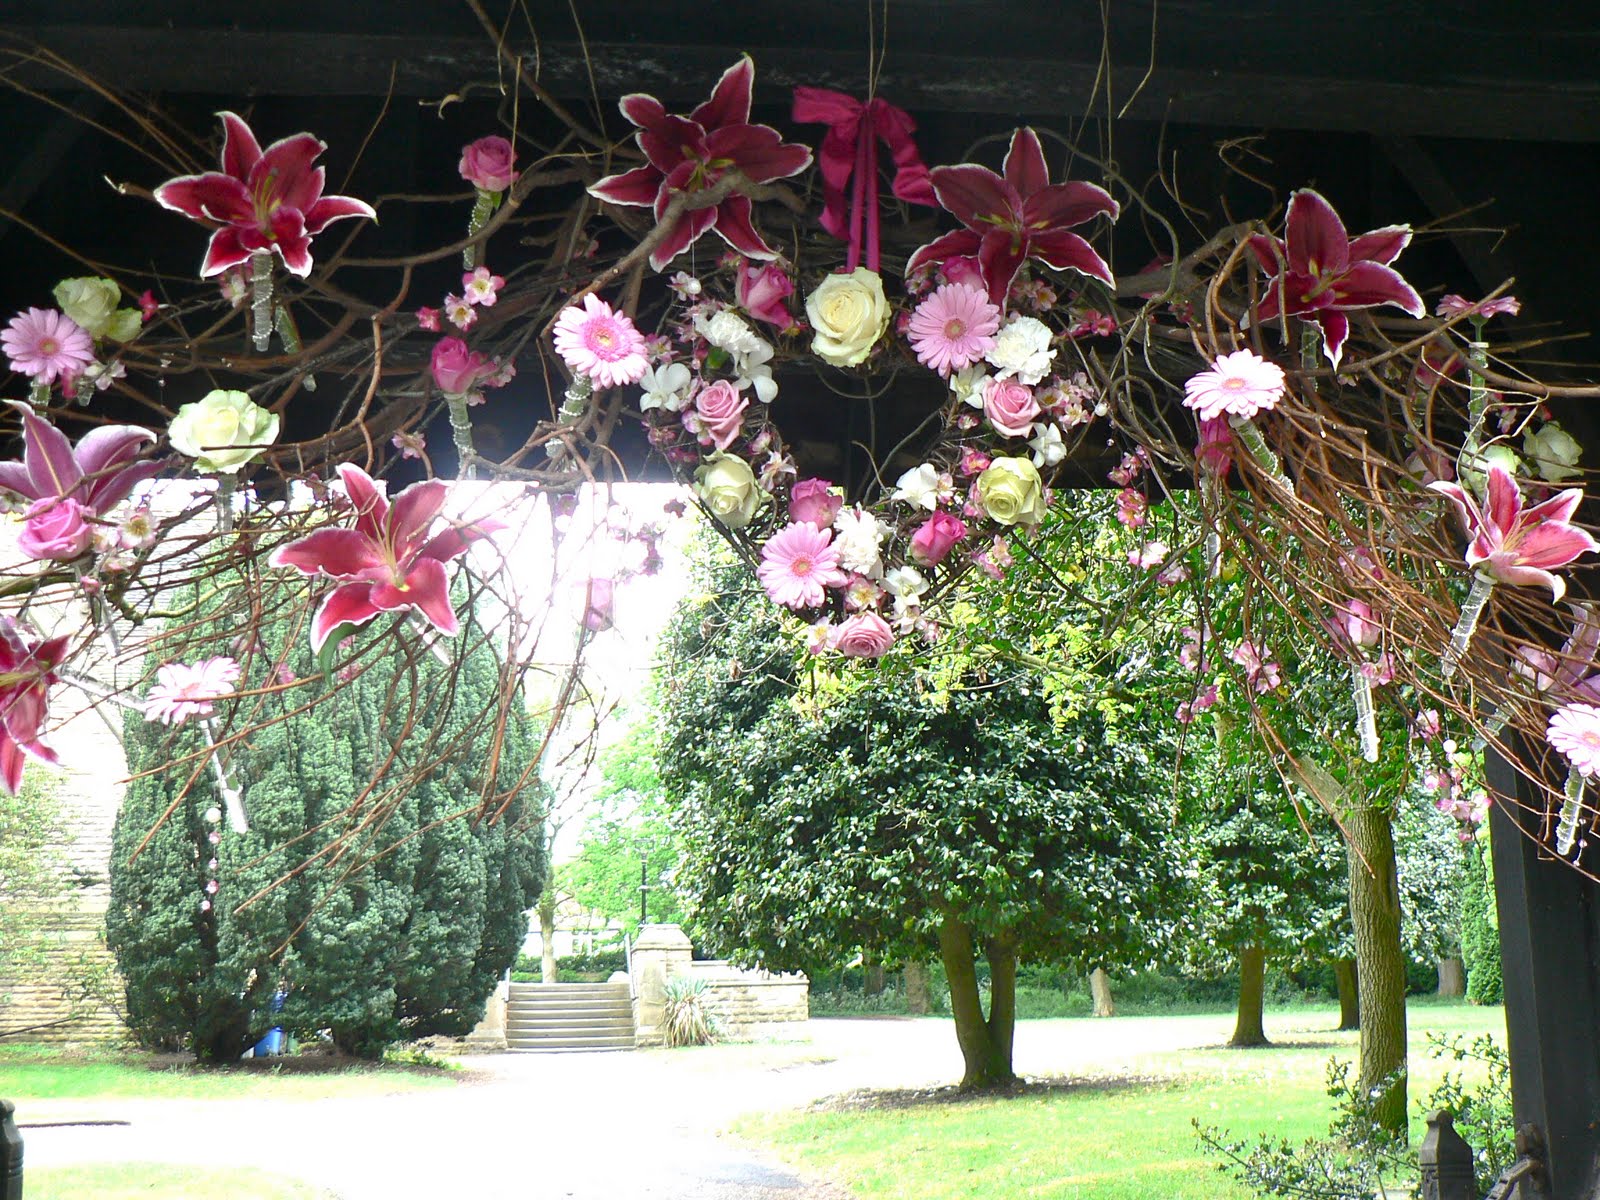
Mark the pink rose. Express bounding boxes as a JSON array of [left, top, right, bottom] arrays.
[[983, 378, 1041, 438], [1197, 414, 1234, 475], [789, 478, 841, 528], [831, 612, 895, 658], [942, 256, 984, 290], [737, 260, 794, 328], [909, 511, 968, 567], [458, 136, 516, 193], [693, 380, 748, 451], [431, 337, 494, 397], [19, 496, 93, 560], [582, 577, 614, 632]]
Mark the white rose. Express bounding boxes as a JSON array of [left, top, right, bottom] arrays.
[[985, 316, 1056, 385], [1459, 442, 1524, 494], [54, 276, 141, 342], [169, 389, 279, 473], [1524, 421, 1583, 483], [806, 268, 890, 367], [693, 452, 763, 529]]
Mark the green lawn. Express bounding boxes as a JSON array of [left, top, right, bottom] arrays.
[[0, 1043, 459, 1111], [742, 1001, 1507, 1200], [27, 1163, 335, 1200]]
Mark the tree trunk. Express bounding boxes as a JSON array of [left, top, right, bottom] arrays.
[[1089, 967, 1116, 1018], [904, 962, 931, 1015], [538, 889, 558, 984], [1345, 805, 1409, 1135], [936, 916, 1017, 1090], [1230, 946, 1269, 1046], [1436, 956, 1465, 998], [864, 956, 886, 996], [1333, 956, 1359, 1030]]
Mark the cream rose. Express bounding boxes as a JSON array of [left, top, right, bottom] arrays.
[[694, 452, 763, 529], [53, 276, 141, 343], [1525, 421, 1582, 483], [976, 456, 1046, 526], [170, 389, 280, 473], [805, 268, 890, 367]]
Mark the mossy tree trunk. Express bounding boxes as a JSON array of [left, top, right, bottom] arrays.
[[904, 961, 931, 1014], [937, 916, 1018, 1090], [1333, 957, 1360, 1030], [1229, 945, 1269, 1047], [1089, 967, 1116, 1017], [538, 887, 559, 983], [1345, 806, 1408, 1135], [1436, 957, 1465, 997]]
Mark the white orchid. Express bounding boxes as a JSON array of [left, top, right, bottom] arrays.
[[639, 362, 693, 412]]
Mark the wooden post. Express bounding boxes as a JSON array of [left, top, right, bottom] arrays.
[[1417, 1110, 1475, 1200], [1487, 749, 1597, 1198], [1, 1099, 21, 1200]]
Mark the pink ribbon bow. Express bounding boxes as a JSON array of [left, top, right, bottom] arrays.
[[792, 87, 937, 274]]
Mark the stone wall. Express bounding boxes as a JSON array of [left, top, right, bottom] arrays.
[[689, 960, 808, 1036]]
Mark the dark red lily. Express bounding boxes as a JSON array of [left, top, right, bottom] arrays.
[[154, 112, 376, 278], [0, 620, 68, 794], [588, 57, 813, 272], [0, 401, 160, 515], [1248, 189, 1424, 369], [906, 127, 1119, 307], [269, 464, 499, 652]]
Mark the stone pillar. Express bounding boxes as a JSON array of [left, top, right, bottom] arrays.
[[631, 923, 692, 1047], [465, 978, 508, 1050]]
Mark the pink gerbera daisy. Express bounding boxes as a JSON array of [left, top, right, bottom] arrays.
[[757, 521, 849, 610], [1183, 348, 1286, 422], [552, 294, 649, 389], [908, 283, 1002, 376], [3, 308, 95, 385], [1549, 702, 1600, 778], [144, 656, 242, 725]]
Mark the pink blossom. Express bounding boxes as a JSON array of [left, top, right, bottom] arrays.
[[757, 521, 848, 609], [552, 294, 649, 388], [1178, 627, 1209, 673], [1107, 449, 1148, 487], [1115, 488, 1148, 529], [138, 291, 160, 322], [1437, 293, 1521, 320], [957, 447, 992, 476], [736, 260, 795, 327], [144, 656, 242, 725], [444, 294, 477, 330], [431, 337, 497, 398], [459, 136, 517, 193], [971, 535, 1013, 580], [1430, 465, 1599, 600], [831, 612, 895, 658], [268, 463, 500, 652], [462, 267, 505, 307], [982, 377, 1042, 438], [18, 496, 93, 561], [1128, 541, 1168, 570], [1183, 349, 1286, 422], [1157, 561, 1192, 587], [3, 308, 94, 385], [1414, 709, 1442, 740], [1549, 702, 1600, 778], [843, 574, 885, 610], [0, 621, 68, 793], [1231, 641, 1282, 693], [1360, 653, 1396, 686], [908, 283, 1001, 376], [789, 479, 842, 529], [909, 512, 968, 567], [582, 577, 615, 632], [1177, 683, 1220, 724], [153, 111, 375, 278], [416, 307, 442, 332], [391, 431, 426, 460], [690, 379, 748, 451]]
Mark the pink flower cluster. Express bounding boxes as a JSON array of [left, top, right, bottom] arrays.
[[144, 657, 242, 725]]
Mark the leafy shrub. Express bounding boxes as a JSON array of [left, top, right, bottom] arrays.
[[662, 975, 718, 1047]]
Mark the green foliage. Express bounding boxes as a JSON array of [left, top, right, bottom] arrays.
[[107, 573, 546, 1061], [1195, 1033, 1513, 1197], [1460, 835, 1503, 1005], [0, 768, 68, 979], [662, 974, 719, 1047]]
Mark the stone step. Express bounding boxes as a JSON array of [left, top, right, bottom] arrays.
[[508, 983, 629, 997], [506, 1003, 632, 1019], [507, 1021, 635, 1039], [505, 1035, 636, 1052]]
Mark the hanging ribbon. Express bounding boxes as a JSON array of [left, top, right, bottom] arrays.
[[792, 87, 937, 274]]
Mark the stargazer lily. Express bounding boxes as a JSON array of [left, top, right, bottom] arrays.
[[0, 620, 68, 794], [906, 127, 1119, 307], [269, 464, 499, 652], [154, 112, 376, 278], [588, 57, 813, 272], [0, 400, 160, 514], [1248, 189, 1425, 369]]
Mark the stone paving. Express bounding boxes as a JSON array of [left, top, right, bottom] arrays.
[[16, 1011, 1277, 1198]]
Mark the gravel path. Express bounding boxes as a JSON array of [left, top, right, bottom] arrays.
[[15, 1010, 1336, 1198]]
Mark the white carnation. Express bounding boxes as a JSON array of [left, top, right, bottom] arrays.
[[832, 506, 884, 577], [985, 316, 1056, 385]]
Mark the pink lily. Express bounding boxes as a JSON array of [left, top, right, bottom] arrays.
[[154, 112, 376, 277], [1248, 189, 1425, 369], [588, 57, 813, 272], [906, 127, 1119, 307], [1430, 465, 1598, 601], [0, 401, 160, 515], [0, 620, 68, 794], [268, 464, 499, 652]]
